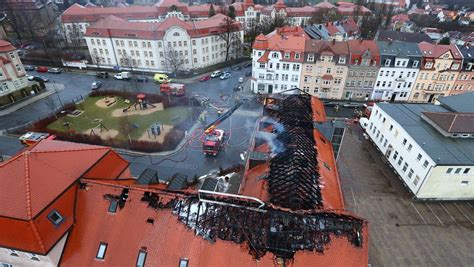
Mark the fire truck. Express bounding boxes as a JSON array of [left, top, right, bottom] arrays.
[[159, 83, 185, 96], [19, 132, 56, 146], [202, 102, 241, 156]]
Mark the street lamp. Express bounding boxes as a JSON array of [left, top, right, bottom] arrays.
[[52, 80, 64, 109]]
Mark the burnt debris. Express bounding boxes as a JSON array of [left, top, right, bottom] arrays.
[[264, 94, 323, 210], [172, 196, 364, 260]]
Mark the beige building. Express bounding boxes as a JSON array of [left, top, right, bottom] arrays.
[[409, 42, 463, 103], [300, 40, 349, 99]]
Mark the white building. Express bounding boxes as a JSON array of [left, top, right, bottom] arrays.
[[251, 27, 307, 94], [366, 93, 474, 200], [372, 41, 422, 101], [84, 14, 243, 72], [0, 40, 33, 108]]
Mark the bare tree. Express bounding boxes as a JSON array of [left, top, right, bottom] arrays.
[[218, 16, 242, 61], [91, 50, 102, 70], [65, 23, 84, 54], [163, 45, 185, 77]]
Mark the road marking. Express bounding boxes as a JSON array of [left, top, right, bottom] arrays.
[[411, 202, 427, 225], [425, 202, 444, 226], [440, 203, 457, 224], [454, 202, 474, 225]]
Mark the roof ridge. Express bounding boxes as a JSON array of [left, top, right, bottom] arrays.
[[24, 152, 33, 219], [29, 220, 46, 253], [32, 146, 109, 154]]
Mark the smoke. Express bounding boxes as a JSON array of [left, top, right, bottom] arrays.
[[263, 117, 285, 134], [256, 131, 286, 155]]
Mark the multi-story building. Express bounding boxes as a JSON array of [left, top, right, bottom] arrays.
[[343, 40, 380, 100], [260, 0, 315, 27], [61, 0, 261, 46], [251, 27, 308, 94], [0, 40, 33, 108], [366, 93, 474, 200], [304, 18, 360, 41], [372, 41, 421, 102], [450, 44, 474, 96], [84, 14, 243, 72], [300, 40, 349, 99], [409, 42, 462, 103]]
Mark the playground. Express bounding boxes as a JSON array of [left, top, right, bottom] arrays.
[[46, 93, 191, 143]]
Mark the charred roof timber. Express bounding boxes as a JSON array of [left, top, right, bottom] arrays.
[[173, 196, 364, 260], [263, 94, 323, 210]]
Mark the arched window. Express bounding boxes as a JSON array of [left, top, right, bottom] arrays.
[[173, 32, 180, 37]]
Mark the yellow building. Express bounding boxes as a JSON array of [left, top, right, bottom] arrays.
[[300, 40, 349, 99], [409, 42, 462, 103]]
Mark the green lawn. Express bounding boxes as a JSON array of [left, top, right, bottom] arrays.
[[47, 96, 189, 141]]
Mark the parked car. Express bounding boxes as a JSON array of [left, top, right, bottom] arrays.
[[343, 102, 363, 108], [220, 72, 231, 80], [244, 62, 252, 68], [200, 75, 211, 82], [233, 84, 243, 91], [114, 72, 131, 80], [47, 68, 61, 74], [28, 75, 49, 82], [245, 70, 252, 77], [96, 72, 109, 78], [238, 77, 244, 83], [134, 76, 148, 82], [35, 66, 48, 73], [210, 71, 222, 78], [91, 81, 102, 90], [231, 65, 242, 71], [24, 65, 35, 71]]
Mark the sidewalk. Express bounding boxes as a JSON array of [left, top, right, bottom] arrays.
[[0, 83, 65, 117]]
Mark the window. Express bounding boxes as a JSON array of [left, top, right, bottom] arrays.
[[179, 258, 189, 267], [417, 154, 422, 161], [96, 243, 108, 260], [423, 160, 428, 168], [461, 181, 469, 185], [446, 168, 453, 174], [408, 169, 414, 179], [389, 125, 393, 131], [284, 53, 290, 59], [402, 163, 408, 172], [463, 168, 471, 174], [398, 157, 403, 166], [393, 151, 398, 160], [29, 253, 40, 261], [295, 53, 300, 59], [8, 249, 19, 257], [308, 54, 314, 61], [108, 200, 118, 213], [47, 210, 64, 226], [402, 138, 407, 146], [136, 250, 147, 267], [455, 168, 462, 174], [407, 144, 412, 151], [338, 57, 346, 64], [385, 59, 391, 66], [412, 61, 419, 67], [414, 175, 420, 185], [425, 62, 433, 68]]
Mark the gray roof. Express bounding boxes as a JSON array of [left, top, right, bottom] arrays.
[[438, 92, 474, 113], [456, 44, 474, 59], [377, 40, 422, 57], [376, 30, 433, 43], [377, 103, 474, 165]]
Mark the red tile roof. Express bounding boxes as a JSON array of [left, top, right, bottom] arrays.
[[60, 180, 368, 266], [253, 26, 308, 62], [305, 40, 350, 56], [347, 40, 381, 65], [85, 14, 241, 40], [418, 41, 462, 59], [0, 140, 130, 254], [0, 40, 16, 53]]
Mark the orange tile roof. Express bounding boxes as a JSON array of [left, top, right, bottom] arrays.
[[0, 140, 110, 220], [60, 180, 368, 266], [0, 140, 131, 254], [0, 40, 16, 52]]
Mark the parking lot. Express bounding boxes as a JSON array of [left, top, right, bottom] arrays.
[[338, 125, 474, 266]]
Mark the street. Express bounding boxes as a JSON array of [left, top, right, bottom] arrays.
[[0, 66, 260, 179]]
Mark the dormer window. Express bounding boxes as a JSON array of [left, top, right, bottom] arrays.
[[412, 61, 419, 68], [425, 62, 433, 69], [338, 57, 346, 64], [307, 54, 314, 62], [96, 242, 108, 260], [385, 59, 391, 66], [467, 63, 473, 71], [451, 63, 459, 70], [295, 53, 300, 59], [284, 53, 290, 59], [272, 52, 278, 58]]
